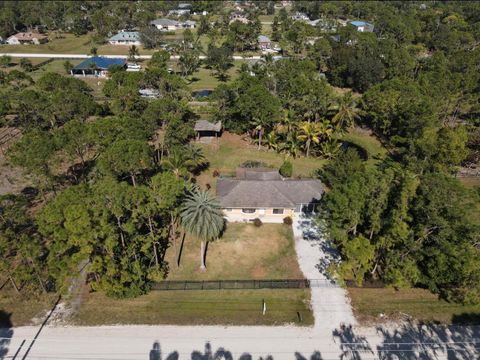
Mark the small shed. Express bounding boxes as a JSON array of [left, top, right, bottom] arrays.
[[194, 120, 222, 143]]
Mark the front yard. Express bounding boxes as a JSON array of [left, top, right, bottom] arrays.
[[349, 287, 480, 325], [74, 223, 314, 326]]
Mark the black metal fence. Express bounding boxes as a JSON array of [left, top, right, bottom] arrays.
[[151, 279, 342, 291]]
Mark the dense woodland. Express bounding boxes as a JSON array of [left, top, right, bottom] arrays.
[[0, 1, 479, 304]]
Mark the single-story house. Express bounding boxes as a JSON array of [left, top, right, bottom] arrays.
[[258, 35, 271, 50], [70, 56, 127, 77], [151, 19, 180, 31], [108, 31, 141, 46], [291, 12, 310, 21], [217, 177, 323, 223], [168, 9, 191, 16], [139, 88, 160, 98], [6, 32, 48, 45], [349, 20, 374, 32], [229, 12, 250, 24], [194, 120, 222, 143], [182, 20, 197, 29]]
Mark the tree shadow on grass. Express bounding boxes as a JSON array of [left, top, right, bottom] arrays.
[[375, 320, 480, 360], [0, 311, 13, 360]]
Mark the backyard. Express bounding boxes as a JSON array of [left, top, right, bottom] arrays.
[[74, 223, 314, 326]]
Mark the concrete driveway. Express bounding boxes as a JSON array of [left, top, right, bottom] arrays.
[[292, 215, 356, 329]]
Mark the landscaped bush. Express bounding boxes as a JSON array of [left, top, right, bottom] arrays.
[[283, 216, 293, 225], [279, 160, 293, 177], [240, 160, 268, 168], [253, 218, 263, 227]]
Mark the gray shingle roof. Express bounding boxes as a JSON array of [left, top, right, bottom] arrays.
[[151, 19, 179, 26], [194, 120, 222, 132], [216, 179, 323, 208]]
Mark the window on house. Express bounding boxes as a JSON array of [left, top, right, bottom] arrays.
[[242, 208, 256, 214], [225, 208, 233, 212], [273, 209, 284, 214]]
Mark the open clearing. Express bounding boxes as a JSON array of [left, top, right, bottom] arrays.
[[349, 287, 480, 325]]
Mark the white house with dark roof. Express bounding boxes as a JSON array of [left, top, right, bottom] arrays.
[[216, 176, 323, 223], [108, 31, 141, 45], [258, 35, 271, 50]]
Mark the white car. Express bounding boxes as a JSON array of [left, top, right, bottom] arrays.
[[127, 63, 141, 69]]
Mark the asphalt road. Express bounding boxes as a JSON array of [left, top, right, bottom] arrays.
[[0, 53, 271, 60]]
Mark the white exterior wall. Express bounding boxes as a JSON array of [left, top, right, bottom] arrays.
[[6, 36, 20, 45], [222, 207, 296, 223]]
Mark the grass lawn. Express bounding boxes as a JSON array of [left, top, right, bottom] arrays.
[[197, 132, 327, 190], [74, 289, 313, 326], [0, 290, 57, 327], [186, 61, 243, 91], [165, 223, 303, 281], [459, 176, 480, 188], [74, 223, 313, 326], [349, 287, 480, 325], [340, 127, 388, 163]]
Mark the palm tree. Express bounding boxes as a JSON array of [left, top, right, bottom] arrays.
[[318, 119, 334, 141], [331, 92, 361, 130], [184, 145, 207, 174], [161, 151, 189, 179], [298, 122, 321, 157], [180, 190, 225, 270], [280, 131, 302, 158], [250, 116, 269, 150], [128, 45, 139, 62]]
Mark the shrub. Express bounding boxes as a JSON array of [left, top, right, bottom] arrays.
[[213, 169, 220, 177], [253, 218, 263, 227], [283, 216, 293, 225], [279, 160, 293, 177], [240, 160, 268, 168]]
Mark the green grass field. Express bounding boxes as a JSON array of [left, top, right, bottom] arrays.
[[0, 290, 57, 327], [165, 223, 303, 281], [349, 287, 480, 325], [74, 289, 313, 326], [187, 61, 243, 90], [340, 127, 387, 161]]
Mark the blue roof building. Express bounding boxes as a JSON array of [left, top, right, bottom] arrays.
[[108, 31, 141, 45], [71, 56, 127, 77], [349, 20, 374, 32]]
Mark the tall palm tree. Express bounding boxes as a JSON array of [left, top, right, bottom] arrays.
[[128, 45, 140, 62], [250, 116, 269, 150], [331, 92, 361, 130], [298, 122, 322, 157], [180, 190, 225, 270]]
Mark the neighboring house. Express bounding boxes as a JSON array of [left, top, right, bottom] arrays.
[[150, 19, 195, 31], [139, 88, 160, 98], [258, 35, 271, 50], [70, 56, 127, 77], [349, 20, 374, 32], [168, 3, 191, 16], [108, 31, 141, 46], [229, 12, 250, 24], [182, 20, 197, 29], [6, 32, 48, 45], [291, 12, 310, 21], [151, 19, 180, 31], [194, 120, 222, 143], [217, 176, 323, 223]]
